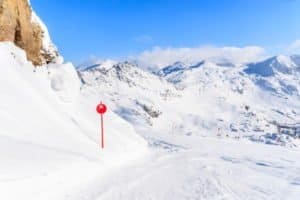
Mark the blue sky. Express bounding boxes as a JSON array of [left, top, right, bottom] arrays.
[[31, 0, 300, 65]]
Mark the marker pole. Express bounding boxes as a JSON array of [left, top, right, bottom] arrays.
[[101, 114, 104, 149], [96, 102, 107, 149]]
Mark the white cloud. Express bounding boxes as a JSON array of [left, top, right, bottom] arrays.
[[286, 40, 300, 54], [131, 45, 267, 69]]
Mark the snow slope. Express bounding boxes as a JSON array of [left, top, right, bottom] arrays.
[[1, 42, 300, 199], [92, 135, 300, 200], [0, 42, 147, 200]]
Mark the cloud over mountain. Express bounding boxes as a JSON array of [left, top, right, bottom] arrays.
[[131, 46, 268, 69]]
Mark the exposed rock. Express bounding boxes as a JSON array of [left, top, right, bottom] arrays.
[[136, 101, 162, 118], [0, 0, 58, 65]]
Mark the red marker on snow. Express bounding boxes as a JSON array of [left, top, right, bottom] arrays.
[[96, 102, 107, 149]]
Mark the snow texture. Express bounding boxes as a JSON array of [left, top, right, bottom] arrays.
[[0, 42, 147, 200], [1, 41, 300, 199]]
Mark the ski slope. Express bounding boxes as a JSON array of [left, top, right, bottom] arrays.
[[92, 134, 300, 200], [0, 43, 147, 200], [76, 57, 300, 200], [1, 43, 300, 200]]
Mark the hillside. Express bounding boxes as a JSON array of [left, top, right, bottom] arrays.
[[0, 42, 147, 199]]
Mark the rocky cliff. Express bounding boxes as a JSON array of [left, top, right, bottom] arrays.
[[0, 0, 58, 65]]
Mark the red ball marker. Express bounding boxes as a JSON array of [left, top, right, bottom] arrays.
[[96, 102, 107, 149]]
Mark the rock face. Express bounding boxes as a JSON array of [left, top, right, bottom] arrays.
[[0, 0, 57, 65]]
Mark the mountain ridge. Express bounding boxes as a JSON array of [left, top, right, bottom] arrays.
[[78, 55, 300, 147]]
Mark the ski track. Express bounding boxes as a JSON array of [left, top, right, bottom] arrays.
[[54, 136, 300, 200]]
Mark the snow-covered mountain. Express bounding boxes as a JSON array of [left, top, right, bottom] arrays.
[[244, 55, 300, 97], [2, 43, 300, 198], [245, 55, 300, 77], [76, 59, 300, 199], [79, 61, 179, 127], [1, 2, 300, 199], [79, 56, 300, 147]]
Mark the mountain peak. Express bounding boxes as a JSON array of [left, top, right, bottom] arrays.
[[78, 59, 117, 71], [275, 55, 296, 68], [244, 55, 300, 77]]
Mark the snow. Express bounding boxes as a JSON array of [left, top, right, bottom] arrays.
[[0, 42, 147, 200], [79, 59, 300, 143], [276, 55, 296, 68], [48, 62, 81, 102], [91, 135, 300, 200], [1, 40, 300, 199], [75, 57, 300, 199], [77, 59, 117, 71]]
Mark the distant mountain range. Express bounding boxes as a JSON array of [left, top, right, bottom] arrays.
[[78, 55, 300, 147]]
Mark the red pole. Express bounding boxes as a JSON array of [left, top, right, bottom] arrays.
[[101, 114, 104, 149], [96, 102, 107, 149]]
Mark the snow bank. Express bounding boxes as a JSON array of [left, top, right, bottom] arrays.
[[0, 42, 147, 200]]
